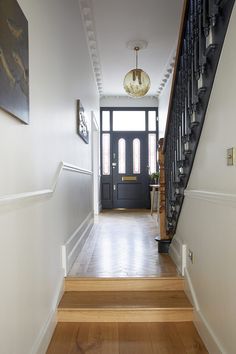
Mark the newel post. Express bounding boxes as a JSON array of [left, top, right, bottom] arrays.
[[156, 138, 171, 253], [158, 138, 168, 239]]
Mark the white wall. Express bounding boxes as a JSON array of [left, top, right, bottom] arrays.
[[171, 5, 236, 354], [0, 0, 99, 353], [100, 95, 158, 107], [158, 72, 173, 138]]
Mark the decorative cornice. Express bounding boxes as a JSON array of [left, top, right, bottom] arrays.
[[79, 0, 103, 95], [156, 44, 177, 97], [79, 0, 176, 98], [100, 95, 158, 101]]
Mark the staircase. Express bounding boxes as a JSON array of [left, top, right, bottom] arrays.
[[57, 277, 193, 323], [46, 277, 210, 353], [163, 0, 235, 236]]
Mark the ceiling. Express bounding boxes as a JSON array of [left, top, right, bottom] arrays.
[[80, 0, 184, 97]]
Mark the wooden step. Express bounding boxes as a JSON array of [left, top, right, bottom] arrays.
[[46, 322, 209, 354], [57, 290, 193, 322], [65, 276, 184, 291]]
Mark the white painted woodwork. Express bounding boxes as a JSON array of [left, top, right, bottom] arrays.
[[0, 162, 92, 204]]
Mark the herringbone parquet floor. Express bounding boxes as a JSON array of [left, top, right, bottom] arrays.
[[69, 209, 178, 277]]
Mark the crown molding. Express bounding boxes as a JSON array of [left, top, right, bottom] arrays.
[[156, 43, 177, 97], [79, 0, 103, 95], [79, 0, 175, 98], [100, 95, 158, 100]]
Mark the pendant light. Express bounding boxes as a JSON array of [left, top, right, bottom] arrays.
[[123, 41, 151, 98]]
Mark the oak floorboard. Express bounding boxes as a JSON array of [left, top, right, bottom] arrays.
[[148, 322, 190, 354], [46, 322, 208, 354], [69, 210, 178, 278], [118, 323, 153, 354], [175, 322, 209, 353]]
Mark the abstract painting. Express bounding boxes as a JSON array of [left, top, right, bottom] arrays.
[[77, 100, 89, 144], [0, 0, 29, 124]]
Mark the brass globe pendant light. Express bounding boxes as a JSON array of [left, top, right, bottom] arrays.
[[123, 42, 151, 98]]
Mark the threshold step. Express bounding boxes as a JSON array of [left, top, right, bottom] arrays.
[[57, 290, 193, 322], [65, 276, 184, 291]]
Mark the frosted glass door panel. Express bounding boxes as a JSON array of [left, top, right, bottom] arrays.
[[148, 111, 156, 131], [133, 138, 141, 174], [102, 111, 110, 131], [102, 134, 110, 175], [118, 138, 126, 174], [148, 134, 157, 174]]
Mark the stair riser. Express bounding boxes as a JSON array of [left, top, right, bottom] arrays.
[[65, 278, 184, 292], [57, 309, 193, 322]]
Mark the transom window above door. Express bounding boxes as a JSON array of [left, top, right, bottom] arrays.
[[101, 109, 158, 132], [113, 111, 145, 131]]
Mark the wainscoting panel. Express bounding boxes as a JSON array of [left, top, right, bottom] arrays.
[[0, 161, 94, 354]]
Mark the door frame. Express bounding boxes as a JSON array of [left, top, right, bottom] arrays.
[[100, 107, 158, 209]]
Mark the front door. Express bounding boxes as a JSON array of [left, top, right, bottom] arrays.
[[101, 108, 158, 209], [112, 132, 149, 208]]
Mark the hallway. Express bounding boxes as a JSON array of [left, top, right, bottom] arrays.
[[47, 211, 208, 353], [69, 210, 177, 278]]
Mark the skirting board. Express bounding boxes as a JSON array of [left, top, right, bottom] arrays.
[[169, 237, 186, 276], [62, 212, 94, 275], [30, 271, 64, 354], [185, 268, 225, 354]]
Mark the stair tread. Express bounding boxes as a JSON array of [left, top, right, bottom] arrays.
[[58, 291, 192, 310]]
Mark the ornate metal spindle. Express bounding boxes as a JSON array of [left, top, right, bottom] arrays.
[[194, 0, 200, 80], [199, 0, 207, 76], [205, 0, 219, 50], [203, 0, 210, 37], [209, 0, 219, 27]]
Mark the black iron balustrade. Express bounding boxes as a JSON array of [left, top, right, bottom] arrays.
[[163, 0, 235, 236]]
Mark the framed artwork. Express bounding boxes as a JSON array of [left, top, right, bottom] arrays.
[[0, 0, 29, 124], [77, 100, 89, 144]]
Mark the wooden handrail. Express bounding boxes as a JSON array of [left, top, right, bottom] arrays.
[[163, 0, 189, 153]]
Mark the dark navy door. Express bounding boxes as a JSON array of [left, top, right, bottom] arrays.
[[111, 132, 149, 208]]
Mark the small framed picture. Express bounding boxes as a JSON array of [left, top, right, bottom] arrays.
[[76, 100, 89, 144]]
